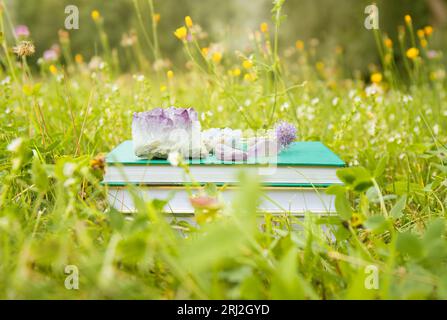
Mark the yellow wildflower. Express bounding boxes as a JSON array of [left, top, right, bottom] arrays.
[[350, 213, 364, 228], [167, 70, 174, 79], [404, 14, 412, 24], [424, 25, 433, 36], [174, 26, 187, 41], [406, 47, 419, 59], [244, 73, 256, 82], [370, 72, 382, 84], [212, 52, 222, 63], [49, 65, 58, 75], [201, 47, 209, 57], [230, 68, 241, 77], [242, 59, 253, 69], [421, 39, 428, 48], [91, 10, 101, 22], [260, 22, 268, 33], [75, 54, 84, 64], [295, 40, 304, 51], [417, 29, 425, 38], [384, 38, 393, 49], [153, 13, 161, 24], [185, 16, 193, 28], [160, 85, 167, 92]]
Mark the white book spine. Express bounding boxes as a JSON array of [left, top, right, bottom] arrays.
[[107, 187, 336, 215]]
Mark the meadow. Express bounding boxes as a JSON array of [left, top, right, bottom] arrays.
[[1, 1, 447, 299]]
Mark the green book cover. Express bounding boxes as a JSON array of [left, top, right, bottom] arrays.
[[106, 140, 345, 167]]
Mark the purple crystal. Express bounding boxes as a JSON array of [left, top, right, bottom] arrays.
[[275, 121, 297, 148], [133, 107, 197, 131], [132, 106, 201, 158]]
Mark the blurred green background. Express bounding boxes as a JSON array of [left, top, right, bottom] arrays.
[[6, 0, 447, 72]]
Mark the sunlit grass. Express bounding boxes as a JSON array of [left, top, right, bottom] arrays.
[[0, 1, 446, 299]]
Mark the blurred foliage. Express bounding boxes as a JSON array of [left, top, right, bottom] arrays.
[[7, 0, 446, 72], [1, 0, 447, 300]]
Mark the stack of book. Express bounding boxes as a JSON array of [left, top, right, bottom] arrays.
[[103, 140, 345, 215]]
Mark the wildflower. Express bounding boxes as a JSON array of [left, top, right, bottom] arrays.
[[384, 38, 393, 49], [427, 50, 439, 59], [58, 30, 70, 43], [190, 195, 221, 211], [201, 47, 209, 57], [153, 13, 161, 24], [88, 56, 104, 71], [13, 41, 35, 57], [275, 121, 297, 148], [350, 213, 364, 228], [406, 47, 419, 59], [91, 10, 101, 22], [424, 25, 433, 36], [174, 26, 187, 41], [242, 59, 253, 69], [185, 16, 193, 28], [43, 45, 60, 62], [168, 151, 182, 167], [120, 32, 137, 47], [49, 65, 58, 75], [230, 68, 241, 77], [14, 25, 30, 38], [167, 70, 174, 79], [212, 52, 222, 63], [295, 40, 304, 51], [421, 39, 428, 48], [417, 29, 425, 38], [244, 73, 256, 82], [90, 154, 105, 172], [160, 84, 167, 92], [260, 22, 268, 33], [370, 72, 382, 84], [75, 54, 84, 64], [404, 14, 412, 24], [7, 138, 24, 153]]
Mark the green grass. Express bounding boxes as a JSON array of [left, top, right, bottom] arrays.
[[0, 1, 446, 299]]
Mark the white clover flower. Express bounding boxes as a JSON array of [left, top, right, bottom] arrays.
[[7, 138, 23, 153], [63, 162, 76, 177], [1, 76, 11, 86]]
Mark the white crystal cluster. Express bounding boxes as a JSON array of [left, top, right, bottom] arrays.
[[132, 107, 294, 162], [132, 107, 207, 159]]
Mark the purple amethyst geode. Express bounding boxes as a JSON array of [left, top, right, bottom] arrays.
[[132, 107, 207, 159]]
